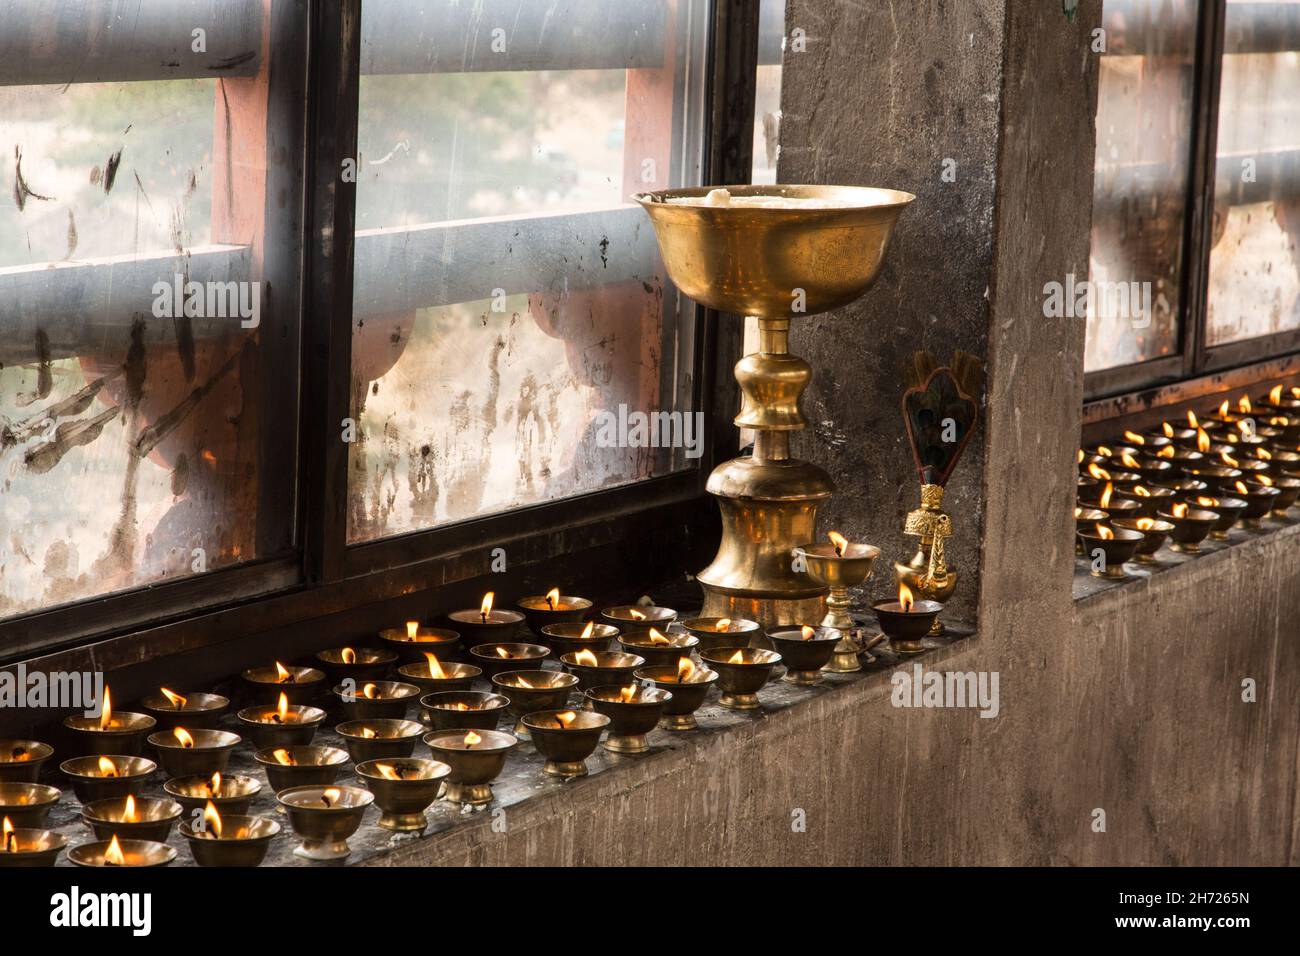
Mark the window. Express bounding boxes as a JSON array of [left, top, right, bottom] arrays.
[[1086, 0, 1300, 399], [0, 1, 747, 656]]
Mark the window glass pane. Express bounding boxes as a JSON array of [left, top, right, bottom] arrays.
[[348, 1, 709, 542], [1086, 0, 1199, 372], [1206, 0, 1300, 346], [752, 0, 784, 186], [0, 3, 305, 619]]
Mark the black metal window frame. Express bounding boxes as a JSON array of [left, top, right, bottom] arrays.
[[0, 0, 763, 665], [1084, 0, 1300, 407]]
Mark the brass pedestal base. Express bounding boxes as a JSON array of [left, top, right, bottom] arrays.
[[377, 811, 428, 832], [443, 781, 494, 806], [293, 838, 351, 861], [543, 760, 588, 778], [660, 714, 699, 731], [719, 692, 760, 710], [782, 669, 824, 686], [604, 734, 648, 755], [824, 641, 863, 673]]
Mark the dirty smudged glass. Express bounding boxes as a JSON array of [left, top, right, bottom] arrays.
[[1086, 0, 1199, 372], [347, 0, 709, 542], [1205, 0, 1300, 346], [0, 1, 305, 619]]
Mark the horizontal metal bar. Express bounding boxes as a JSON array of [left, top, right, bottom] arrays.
[[1103, 1, 1300, 57], [0, 0, 671, 88], [0, 244, 252, 365], [359, 0, 667, 75], [1093, 149, 1300, 211], [0, 0, 264, 87], [352, 206, 657, 315]]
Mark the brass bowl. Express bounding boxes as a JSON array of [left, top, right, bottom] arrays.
[[1075, 527, 1144, 580], [448, 609, 525, 646], [540, 622, 619, 659], [600, 605, 677, 638], [585, 686, 671, 754], [467, 643, 551, 681], [491, 670, 579, 738], [0, 782, 60, 827], [1113, 485, 1176, 518], [60, 755, 155, 803], [679, 617, 763, 654], [1237, 481, 1281, 526], [356, 758, 451, 831], [424, 729, 518, 806], [138, 692, 230, 731], [1112, 518, 1175, 562], [560, 651, 646, 692], [1264, 475, 1300, 513], [63, 712, 157, 756], [332, 680, 421, 721], [164, 773, 262, 815], [420, 692, 510, 732], [522, 710, 609, 778], [1157, 507, 1219, 553], [335, 719, 425, 763], [617, 632, 699, 668], [147, 728, 241, 779], [396, 660, 481, 696], [517, 595, 593, 637], [236, 704, 326, 749], [767, 626, 841, 684], [240, 664, 327, 705], [314, 646, 398, 683], [635, 184, 914, 318], [698, 648, 782, 710], [81, 796, 183, 843], [0, 828, 67, 867], [278, 785, 374, 861], [634, 665, 719, 731], [0, 740, 54, 783], [378, 625, 461, 664], [68, 838, 176, 867], [254, 745, 350, 793], [1182, 494, 1246, 538], [181, 815, 281, 867]]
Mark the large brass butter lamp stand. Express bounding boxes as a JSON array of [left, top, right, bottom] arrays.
[[636, 185, 914, 626]]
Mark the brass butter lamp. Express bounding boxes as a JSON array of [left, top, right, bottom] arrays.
[[636, 184, 914, 626]]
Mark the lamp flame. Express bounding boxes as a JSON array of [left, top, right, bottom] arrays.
[[1240, 395, 1253, 414], [619, 684, 638, 702], [580, 621, 595, 640], [1173, 502, 1189, 518], [1120, 451, 1140, 469], [463, 731, 482, 748], [362, 683, 378, 700], [207, 772, 222, 796], [1099, 482, 1114, 509], [727, 650, 745, 664], [104, 834, 126, 866], [1259, 448, 1273, 460], [1097, 445, 1113, 458], [573, 648, 598, 667], [124, 793, 138, 822], [1157, 445, 1175, 458], [1195, 496, 1218, 508], [1219, 400, 1230, 418], [647, 627, 670, 645], [1123, 430, 1144, 445], [1096, 524, 1114, 540], [899, 582, 915, 613], [1270, 385, 1284, 405], [677, 657, 695, 682], [406, 621, 420, 639], [828, 530, 848, 556], [801, 625, 817, 640], [1187, 410, 1199, 428], [1162, 421, 1174, 437], [160, 687, 188, 709], [424, 653, 448, 679], [173, 727, 195, 749], [321, 788, 341, 807], [1137, 518, 1156, 531], [480, 592, 494, 621], [1258, 474, 1274, 487], [628, 608, 647, 621], [1221, 451, 1239, 467], [272, 748, 295, 766], [2, 817, 14, 853], [98, 687, 113, 730], [341, 647, 357, 664], [1088, 463, 1111, 481], [716, 618, 732, 631], [1236, 480, 1250, 495], [274, 661, 294, 683], [555, 711, 577, 728], [276, 692, 290, 723], [97, 757, 118, 778], [495, 647, 511, 659], [1197, 429, 1211, 453], [1134, 485, 1151, 497], [375, 763, 402, 781], [545, 587, 560, 610]]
